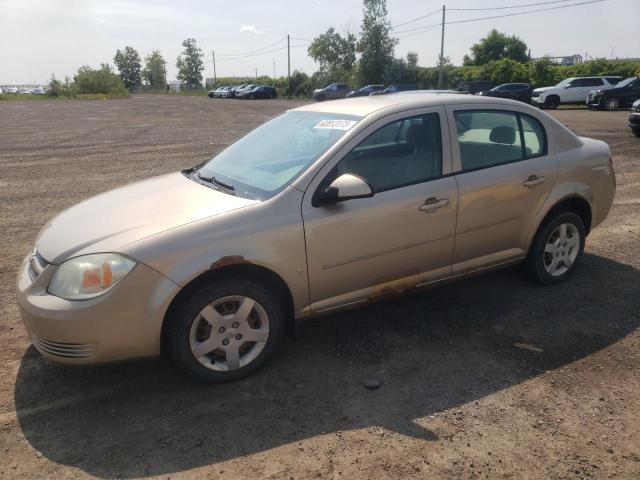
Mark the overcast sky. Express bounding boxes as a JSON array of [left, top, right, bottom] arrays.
[[0, 0, 638, 84]]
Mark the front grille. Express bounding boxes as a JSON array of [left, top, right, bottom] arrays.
[[32, 335, 96, 359], [27, 248, 49, 281], [531, 92, 540, 98]]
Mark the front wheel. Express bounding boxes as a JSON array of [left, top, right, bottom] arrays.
[[603, 97, 620, 111], [524, 212, 586, 285], [632, 127, 640, 137], [545, 96, 560, 110], [166, 278, 284, 382]]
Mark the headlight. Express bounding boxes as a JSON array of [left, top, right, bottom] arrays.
[[48, 253, 136, 300]]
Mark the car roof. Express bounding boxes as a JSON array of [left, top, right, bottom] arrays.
[[293, 91, 525, 117]]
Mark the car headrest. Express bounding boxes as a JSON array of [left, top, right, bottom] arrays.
[[406, 123, 432, 150], [489, 125, 516, 144]]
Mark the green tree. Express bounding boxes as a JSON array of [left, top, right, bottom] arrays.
[[113, 46, 142, 89], [463, 29, 528, 66], [74, 64, 128, 95], [528, 57, 560, 87], [143, 50, 167, 89], [482, 58, 529, 84], [308, 28, 357, 80], [356, 0, 397, 85], [176, 38, 205, 87]]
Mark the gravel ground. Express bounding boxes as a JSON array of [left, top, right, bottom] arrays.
[[0, 96, 638, 480]]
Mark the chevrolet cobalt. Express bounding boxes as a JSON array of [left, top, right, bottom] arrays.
[[17, 93, 616, 382]]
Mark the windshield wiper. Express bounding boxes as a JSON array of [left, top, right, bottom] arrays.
[[195, 171, 236, 194]]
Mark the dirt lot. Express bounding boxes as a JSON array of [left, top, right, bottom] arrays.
[[0, 95, 638, 480]]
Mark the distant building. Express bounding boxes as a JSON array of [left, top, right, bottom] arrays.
[[168, 81, 183, 92]]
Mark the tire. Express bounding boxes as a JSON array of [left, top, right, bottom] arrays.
[[166, 278, 285, 383], [632, 127, 640, 137], [603, 97, 620, 111], [524, 211, 586, 285], [545, 96, 560, 110], [315, 94, 326, 102]]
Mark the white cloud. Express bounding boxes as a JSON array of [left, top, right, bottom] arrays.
[[239, 25, 261, 35]]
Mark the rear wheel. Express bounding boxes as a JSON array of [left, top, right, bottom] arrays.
[[525, 212, 585, 285], [166, 278, 284, 382], [603, 97, 620, 111]]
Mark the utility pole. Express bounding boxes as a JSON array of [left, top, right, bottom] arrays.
[[287, 34, 291, 80], [212, 51, 217, 86], [438, 5, 446, 89], [273, 60, 276, 79], [255, 67, 258, 80]]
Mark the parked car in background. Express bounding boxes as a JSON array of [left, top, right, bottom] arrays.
[[17, 93, 615, 382], [208, 87, 222, 98], [455, 81, 495, 94], [313, 83, 350, 101], [586, 77, 640, 111], [531, 76, 622, 109], [220, 86, 236, 98], [346, 85, 385, 98], [229, 85, 247, 98], [477, 83, 533, 103], [630, 99, 640, 137], [5, 86, 18, 94], [370, 84, 418, 95], [239, 85, 277, 99]]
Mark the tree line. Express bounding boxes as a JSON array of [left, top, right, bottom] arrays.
[[44, 0, 640, 99], [47, 39, 205, 98]]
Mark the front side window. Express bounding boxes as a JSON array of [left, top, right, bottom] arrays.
[[196, 111, 361, 200], [455, 110, 547, 171], [332, 113, 442, 193]]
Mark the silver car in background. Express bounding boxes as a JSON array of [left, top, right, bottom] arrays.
[[17, 93, 616, 382]]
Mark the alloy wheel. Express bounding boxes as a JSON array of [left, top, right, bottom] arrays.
[[543, 223, 580, 277], [189, 295, 270, 371], [604, 97, 619, 111]]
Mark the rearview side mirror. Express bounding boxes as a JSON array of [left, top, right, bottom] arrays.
[[314, 173, 374, 207]]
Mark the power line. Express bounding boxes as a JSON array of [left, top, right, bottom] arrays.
[[216, 44, 309, 62], [445, 0, 608, 25], [448, 0, 584, 10], [390, 7, 442, 30], [392, 0, 607, 38], [217, 37, 287, 58]]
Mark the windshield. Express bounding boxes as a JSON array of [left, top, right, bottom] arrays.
[[615, 77, 636, 88], [196, 111, 362, 200]]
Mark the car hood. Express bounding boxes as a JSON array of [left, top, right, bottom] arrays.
[[532, 86, 554, 93], [36, 172, 259, 264]]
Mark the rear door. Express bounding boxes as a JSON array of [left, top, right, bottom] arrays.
[[446, 106, 557, 273]]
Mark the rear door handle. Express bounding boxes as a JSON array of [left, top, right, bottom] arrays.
[[523, 175, 546, 188], [419, 197, 449, 213]]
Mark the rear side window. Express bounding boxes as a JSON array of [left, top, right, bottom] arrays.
[[583, 78, 604, 87], [520, 114, 547, 157], [455, 110, 547, 171]]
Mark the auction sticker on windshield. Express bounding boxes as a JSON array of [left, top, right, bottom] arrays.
[[314, 119, 358, 131]]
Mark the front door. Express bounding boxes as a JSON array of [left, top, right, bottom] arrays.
[[301, 108, 458, 312], [448, 107, 557, 273]]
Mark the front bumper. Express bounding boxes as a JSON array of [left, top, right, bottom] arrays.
[[16, 252, 179, 364], [629, 112, 640, 128], [586, 95, 603, 108]]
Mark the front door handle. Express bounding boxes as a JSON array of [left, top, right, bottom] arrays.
[[523, 175, 546, 188], [419, 197, 449, 213]]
